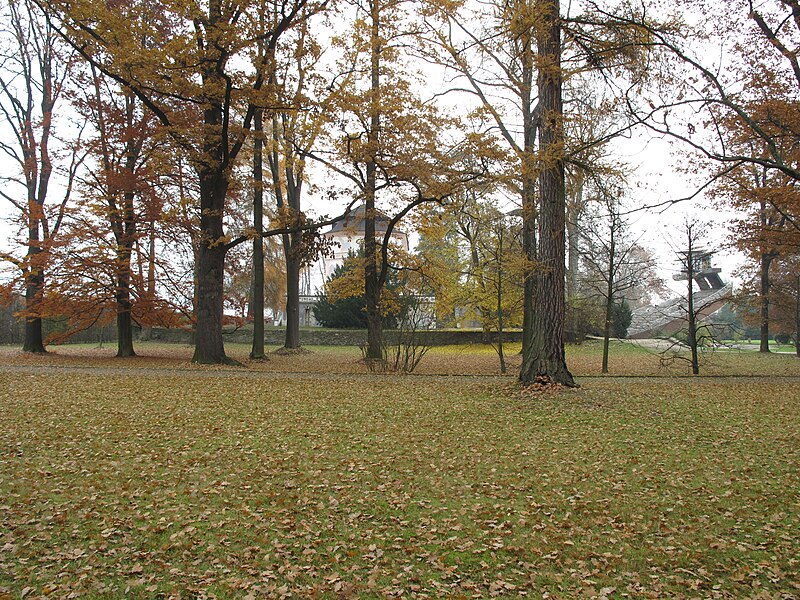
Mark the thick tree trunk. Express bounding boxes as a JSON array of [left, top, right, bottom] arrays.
[[364, 196, 383, 360], [363, 0, 383, 362], [192, 29, 231, 365], [520, 0, 574, 387], [251, 237, 265, 358], [23, 250, 46, 354], [18, 9, 54, 356], [520, 22, 537, 359], [191, 167, 229, 364], [115, 248, 136, 357], [284, 251, 301, 349], [23, 280, 45, 354], [251, 109, 266, 359], [23, 221, 46, 354], [22, 131, 48, 354], [116, 303, 135, 357], [269, 106, 305, 351], [23, 315, 45, 353], [193, 242, 227, 363], [282, 172, 304, 351], [521, 177, 537, 357], [115, 117, 138, 358]]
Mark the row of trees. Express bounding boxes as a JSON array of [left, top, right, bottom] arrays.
[[1, 0, 799, 383]]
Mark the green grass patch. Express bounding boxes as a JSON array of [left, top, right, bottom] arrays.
[[0, 368, 798, 598]]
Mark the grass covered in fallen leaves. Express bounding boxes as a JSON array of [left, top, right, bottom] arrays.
[[1, 362, 798, 598], [1, 338, 799, 377]]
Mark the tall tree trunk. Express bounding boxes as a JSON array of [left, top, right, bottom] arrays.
[[23, 216, 46, 354], [23, 271, 46, 353], [23, 126, 47, 354], [601, 217, 615, 374], [22, 154, 48, 354], [116, 296, 135, 357], [520, 20, 537, 360], [269, 112, 304, 351], [521, 178, 536, 358], [251, 108, 266, 359], [284, 251, 301, 348], [115, 244, 136, 357], [283, 160, 305, 349], [192, 168, 229, 364], [193, 241, 227, 363], [759, 252, 773, 353], [496, 258, 506, 374], [363, 0, 383, 362], [115, 93, 138, 358], [192, 13, 231, 365], [520, 0, 574, 387], [10, 2, 59, 356]]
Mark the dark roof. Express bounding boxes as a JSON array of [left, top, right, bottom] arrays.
[[328, 204, 394, 235]]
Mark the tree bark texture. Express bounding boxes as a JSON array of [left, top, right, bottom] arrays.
[[23, 270, 46, 353], [115, 245, 136, 357], [520, 22, 537, 360], [192, 240, 227, 363], [520, 0, 575, 387], [363, 0, 383, 362], [23, 221, 46, 354], [191, 164, 229, 364], [192, 4, 232, 364], [114, 95, 138, 358], [270, 111, 305, 350], [116, 307, 135, 357], [284, 253, 301, 348], [283, 167, 304, 349], [251, 109, 266, 359], [20, 16, 55, 355]]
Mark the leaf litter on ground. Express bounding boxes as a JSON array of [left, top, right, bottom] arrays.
[[0, 343, 798, 598]]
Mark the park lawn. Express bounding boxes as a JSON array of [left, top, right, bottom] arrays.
[[0, 368, 798, 598], [1, 338, 798, 377]]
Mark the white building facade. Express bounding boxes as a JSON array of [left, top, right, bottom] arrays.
[[297, 205, 409, 326]]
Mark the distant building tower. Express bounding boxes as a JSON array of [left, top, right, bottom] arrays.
[[672, 249, 725, 291], [296, 204, 409, 326], [628, 249, 731, 339]]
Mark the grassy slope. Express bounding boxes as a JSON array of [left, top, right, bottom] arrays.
[[0, 342, 798, 598]]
